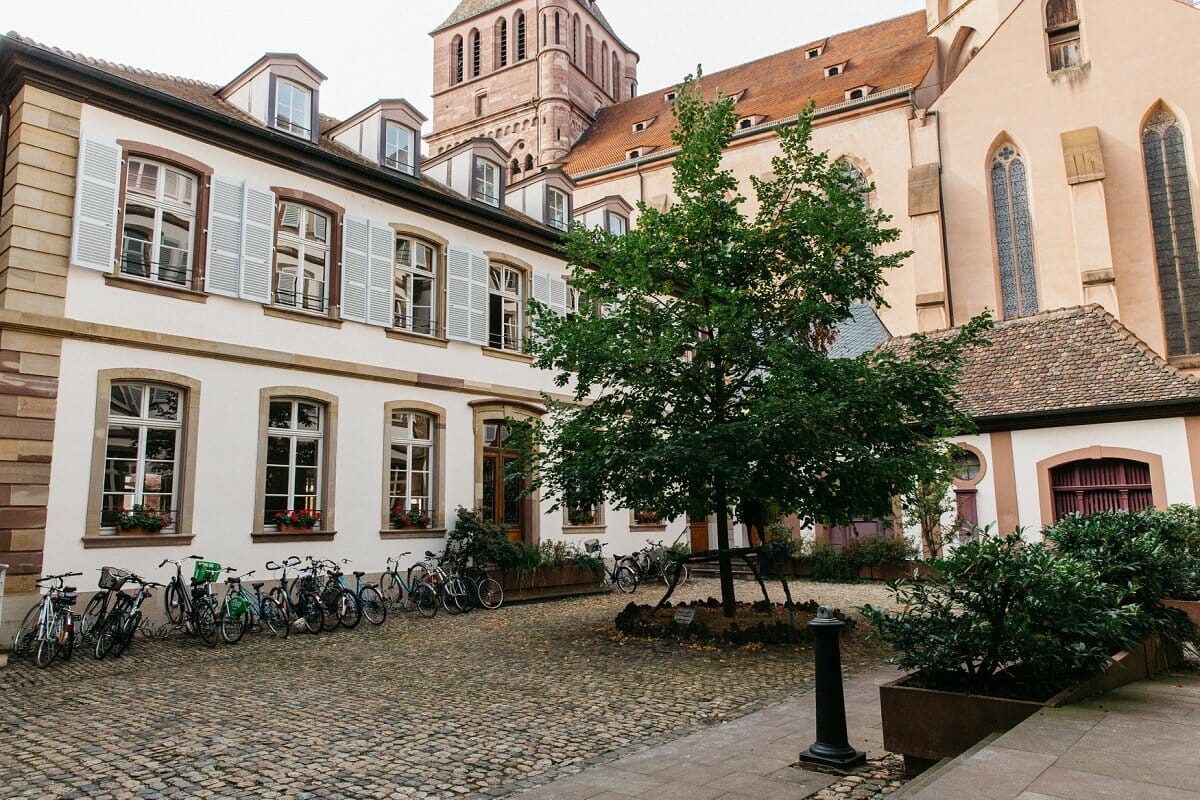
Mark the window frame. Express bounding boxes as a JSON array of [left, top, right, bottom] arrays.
[[380, 120, 416, 175], [546, 187, 570, 231], [605, 210, 628, 235], [487, 261, 526, 352], [1045, 0, 1084, 73], [1035, 446, 1166, 526], [393, 234, 440, 337], [85, 369, 200, 546], [269, 76, 316, 142], [989, 143, 1040, 320], [382, 402, 447, 535], [472, 155, 502, 207], [269, 188, 344, 318], [253, 387, 338, 539], [564, 501, 605, 530], [113, 141, 213, 293]]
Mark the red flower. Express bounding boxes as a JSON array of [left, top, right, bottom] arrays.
[[314, 511, 322, 520]]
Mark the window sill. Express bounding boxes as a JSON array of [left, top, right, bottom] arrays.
[[262, 305, 343, 328], [631, 524, 669, 533], [379, 528, 448, 540], [563, 525, 606, 535], [251, 529, 337, 543], [83, 532, 195, 549], [481, 347, 534, 364], [104, 274, 207, 303], [1170, 355, 1200, 370], [386, 329, 450, 348]]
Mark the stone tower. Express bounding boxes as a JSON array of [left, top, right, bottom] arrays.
[[427, 0, 638, 174]]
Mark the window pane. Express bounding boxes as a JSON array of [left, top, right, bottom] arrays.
[[295, 438, 318, 467], [411, 446, 430, 473], [280, 203, 302, 235], [267, 436, 291, 465], [395, 238, 412, 267], [275, 245, 300, 306], [147, 388, 181, 421], [159, 212, 192, 284], [413, 276, 435, 335], [412, 414, 431, 441], [411, 472, 428, 498], [265, 465, 289, 494], [144, 428, 177, 461], [142, 462, 174, 496], [305, 210, 329, 244], [162, 168, 195, 209], [296, 403, 321, 431], [127, 160, 159, 197], [103, 459, 137, 494], [414, 243, 433, 272], [294, 467, 318, 496], [105, 426, 140, 460], [484, 422, 499, 447], [391, 411, 410, 434], [505, 269, 521, 294], [269, 401, 293, 429], [121, 204, 155, 277], [482, 458, 497, 522], [110, 385, 143, 418]]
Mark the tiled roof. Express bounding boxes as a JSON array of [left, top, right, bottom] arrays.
[[1, 32, 553, 231], [828, 303, 891, 360], [563, 11, 934, 175], [885, 306, 1200, 419]]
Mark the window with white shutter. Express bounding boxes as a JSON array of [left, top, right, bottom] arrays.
[[341, 215, 369, 323], [71, 137, 123, 273], [446, 246, 488, 345], [367, 222, 394, 327], [205, 176, 245, 297], [241, 185, 275, 304]]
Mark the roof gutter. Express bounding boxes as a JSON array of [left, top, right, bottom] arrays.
[[568, 85, 915, 182], [971, 397, 1200, 433]]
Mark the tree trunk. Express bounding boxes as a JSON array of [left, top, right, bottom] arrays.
[[715, 480, 736, 618]]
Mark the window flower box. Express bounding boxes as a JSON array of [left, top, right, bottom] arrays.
[[390, 506, 433, 530], [273, 509, 320, 533], [113, 505, 173, 536]]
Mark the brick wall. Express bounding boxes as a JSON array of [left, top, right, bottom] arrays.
[[0, 84, 78, 598]]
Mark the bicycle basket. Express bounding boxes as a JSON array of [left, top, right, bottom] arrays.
[[192, 560, 222, 583], [98, 566, 131, 590], [227, 594, 249, 617], [583, 538, 601, 554]]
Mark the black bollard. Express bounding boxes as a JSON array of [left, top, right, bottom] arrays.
[[799, 605, 866, 769]]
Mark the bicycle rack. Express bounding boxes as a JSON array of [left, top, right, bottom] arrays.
[[0, 563, 8, 668]]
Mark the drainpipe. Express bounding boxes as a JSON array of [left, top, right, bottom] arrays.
[[0, 563, 8, 668], [928, 108, 955, 327], [636, 159, 645, 206]]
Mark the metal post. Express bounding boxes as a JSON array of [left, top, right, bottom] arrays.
[[0, 563, 8, 668], [799, 606, 866, 769]]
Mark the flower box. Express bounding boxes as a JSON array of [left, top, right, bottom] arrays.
[[496, 564, 605, 601], [277, 523, 319, 534], [116, 526, 160, 537]]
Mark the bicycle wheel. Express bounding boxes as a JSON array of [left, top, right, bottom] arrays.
[[397, 581, 418, 613], [302, 594, 325, 634], [194, 599, 218, 647], [379, 571, 402, 608], [34, 632, 59, 668], [111, 611, 139, 658], [359, 586, 387, 625], [319, 588, 341, 632], [165, 580, 186, 625], [220, 603, 248, 645], [414, 583, 438, 618], [335, 589, 362, 629], [80, 594, 106, 641], [616, 566, 639, 593], [476, 577, 504, 610], [12, 601, 43, 655], [93, 609, 121, 660], [59, 612, 76, 661], [440, 579, 465, 615], [261, 597, 290, 638]]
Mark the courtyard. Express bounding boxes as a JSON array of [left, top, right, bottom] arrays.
[[0, 579, 896, 799]]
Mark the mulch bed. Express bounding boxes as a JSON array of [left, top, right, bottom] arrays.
[[615, 597, 856, 645]]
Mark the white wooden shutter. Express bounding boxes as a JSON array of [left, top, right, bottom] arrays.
[[531, 271, 551, 307], [341, 216, 369, 323], [205, 176, 245, 297], [549, 276, 568, 316], [468, 251, 490, 344], [70, 137, 122, 272], [239, 185, 275, 303], [366, 221, 394, 327]]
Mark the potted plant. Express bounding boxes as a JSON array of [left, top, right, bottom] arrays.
[[113, 504, 173, 536], [567, 507, 597, 526], [391, 505, 433, 530], [273, 509, 321, 533], [861, 533, 1141, 771], [634, 510, 664, 526]]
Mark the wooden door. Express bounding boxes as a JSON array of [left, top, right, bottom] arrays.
[[482, 451, 525, 542]]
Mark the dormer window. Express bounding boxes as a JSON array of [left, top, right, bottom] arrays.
[[1046, 0, 1083, 71], [739, 118, 754, 130], [274, 78, 312, 139], [824, 63, 845, 78], [473, 156, 501, 207], [664, 91, 677, 103], [627, 149, 641, 160], [632, 117, 655, 133], [382, 121, 415, 175], [845, 86, 873, 102], [605, 211, 627, 235], [547, 188, 569, 231], [806, 47, 823, 60]]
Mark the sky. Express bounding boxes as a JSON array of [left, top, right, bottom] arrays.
[[1, 0, 923, 125]]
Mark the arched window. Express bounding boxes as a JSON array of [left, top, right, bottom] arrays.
[[1046, 0, 1082, 71], [497, 19, 508, 68], [524, 154, 534, 172], [572, 15, 580, 63], [451, 36, 464, 85], [555, 12, 561, 45], [511, 158, 521, 178], [990, 143, 1039, 319], [838, 159, 870, 207], [601, 42, 609, 89], [1050, 458, 1153, 520], [585, 28, 594, 79], [1143, 110, 1200, 358], [612, 53, 620, 99], [516, 11, 527, 61], [470, 29, 481, 78]]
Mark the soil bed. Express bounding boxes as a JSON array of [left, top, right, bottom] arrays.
[[615, 597, 855, 645]]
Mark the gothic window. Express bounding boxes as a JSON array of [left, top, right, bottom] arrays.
[[511, 158, 521, 178], [1046, 0, 1082, 71], [555, 12, 561, 45], [572, 16, 580, 63], [497, 19, 508, 68], [601, 42, 609, 89], [839, 159, 870, 207], [516, 11, 527, 61], [470, 30, 482, 78], [452, 36, 464, 85], [612, 53, 620, 99], [990, 144, 1039, 319], [585, 28, 594, 79], [1143, 111, 1200, 358], [524, 154, 534, 172]]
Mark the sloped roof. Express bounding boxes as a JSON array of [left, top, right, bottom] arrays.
[[828, 303, 891, 360], [886, 306, 1200, 420], [563, 11, 934, 175]]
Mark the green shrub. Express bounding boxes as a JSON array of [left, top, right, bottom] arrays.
[[1044, 508, 1200, 641], [860, 533, 1139, 697], [663, 541, 690, 562], [855, 534, 916, 569], [786, 537, 808, 559], [811, 541, 859, 582]]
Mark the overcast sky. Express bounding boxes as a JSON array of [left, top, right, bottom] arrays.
[[2, 0, 922, 124]]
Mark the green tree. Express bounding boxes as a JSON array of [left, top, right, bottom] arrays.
[[522, 75, 989, 617]]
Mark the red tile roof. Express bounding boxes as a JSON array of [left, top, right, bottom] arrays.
[[887, 306, 1200, 420], [563, 11, 935, 176]]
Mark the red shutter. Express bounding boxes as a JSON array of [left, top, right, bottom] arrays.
[[1050, 458, 1153, 520]]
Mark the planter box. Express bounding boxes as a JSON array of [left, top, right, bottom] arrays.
[[858, 561, 937, 581], [116, 526, 163, 537], [1165, 598, 1200, 631], [497, 564, 604, 601], [278, 523, 319, 534], [882, 635, 1187, 771]]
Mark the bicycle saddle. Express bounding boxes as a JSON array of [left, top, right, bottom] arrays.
[[252, 582, 265, 590], [353, 570, 365, 578]]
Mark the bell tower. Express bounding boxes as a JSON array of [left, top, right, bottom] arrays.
[[427, 0, 638, 173]]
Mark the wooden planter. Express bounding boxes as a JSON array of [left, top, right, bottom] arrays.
[[1165, 598, 1200, 631], [116, 526, 162, 537], [278, 523, 319, 534], [497, 564, 604, 601], [882, 635, 1187, 772], [858, 561, 937, 581]]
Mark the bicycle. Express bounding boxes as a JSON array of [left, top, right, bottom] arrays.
[[267, 556, 325, 634], [12, 572, 82, 667], [412, 551, 473, 614], [378, 552, 439, 618], [93, 574, 162, 660], [460, 562, 505, 610], [159, 555, 219, 646], [313, 558, 363, 630], [327, 559, 387, 626], [632, 540, 690, 587], [585, 539, 639, 593], [79, 566, 133, 641], [217, 569, 290, 643]]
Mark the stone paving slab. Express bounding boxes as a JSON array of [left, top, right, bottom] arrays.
[[0, 578, 896, 799], [907, 671, 1200, 800]]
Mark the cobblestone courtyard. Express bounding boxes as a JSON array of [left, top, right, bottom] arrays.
[[0, 579, 896, 799]]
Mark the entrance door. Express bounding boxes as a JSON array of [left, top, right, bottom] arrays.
[[481, 421, 526, 542]]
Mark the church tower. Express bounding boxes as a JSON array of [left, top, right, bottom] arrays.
[[427, 0, 638, 176]]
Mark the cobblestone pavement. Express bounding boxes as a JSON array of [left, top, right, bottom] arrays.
[[0, 578, 897, 799]]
